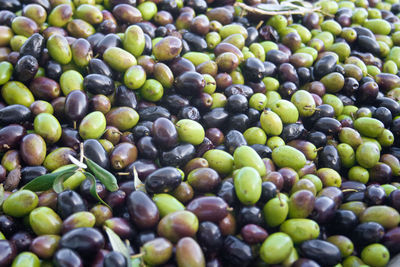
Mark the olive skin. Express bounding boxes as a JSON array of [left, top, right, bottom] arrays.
[[157, 210, 199, 243], [110, 142, 137, 170], [88, 58, 114, 79], [83, 139, 110, 170], [30, 235, 60, 259], [176, 237, 206, 267], [0, 124, 26, 152], [299, 239, 341, 266], [0, 240, 16, 266], [127, 191, 160, 230], [53, 248, 83, 267], [186, 196, 228, 222], [145, 167, 182, 194], [20, 134, 46, 166], [83, 74, 114, 95], [14, 55, 39, 83], [222, 235, 253, 267], [159, 143, 196, 167], [0, 105, 31, 125], [59, 228, 104, 257], [57, 190, 87, 220], [19, 33, 45, 59], [175, 71, 206, 96], [64, 90, 88, 123], [152, 117, 178, 149]]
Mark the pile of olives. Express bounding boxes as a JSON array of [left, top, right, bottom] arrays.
[[1, 0, 400, 266]]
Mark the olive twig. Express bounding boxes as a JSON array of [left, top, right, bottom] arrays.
[[256, 20, 264, 30]]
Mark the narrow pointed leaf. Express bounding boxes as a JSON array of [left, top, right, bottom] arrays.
[[68, 154, 87, 169], [104, 226, 132, 267], [133, 167, 145, 192], [23, 166, 78, 191], [0, 184, 4, 207], [52, 171, 79, 193], [84, 172, 111, 209], [257, 3, 300, 11], [85, 157, 119, 192]]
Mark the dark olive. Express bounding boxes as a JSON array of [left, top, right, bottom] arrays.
[[222, 235, 253, 267], [14, 55, 39, 83], [127, 191, 159, 230], [57, 190, 87, 220]]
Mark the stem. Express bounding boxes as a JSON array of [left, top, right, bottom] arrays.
[[73, 121, 77, 130], [131, 252, 144, 260], [117, 172, 130, 176], [276, 190, 284, 207], [80, 143, 84, 164], [256, 20, 264, 30]]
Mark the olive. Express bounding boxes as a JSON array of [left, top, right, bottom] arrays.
[[152, 117, 178, 149], [222, 235, 253, 267], [127, 191, 159, 230], [0, 240, 16, 266], [53, 248, 83, 267], [57, 190, 87, 220]]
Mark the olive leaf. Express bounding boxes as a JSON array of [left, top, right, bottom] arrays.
[[104, 226, 133, 267], [0, 184, 4, 207], [133, 167, 145, 192], [83, 172, 111, 209], [85, 157, 119, 192], [52, 171, 81, 194], [257, 3, 301, 11], [68, 154, 87, 169], [234, 2, 321, 16], [23, 166, 78, 192]]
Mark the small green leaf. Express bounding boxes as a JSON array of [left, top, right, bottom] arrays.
[[23, 166, 78, 192], [85, 158, 119, 192], [0, 184, 4, 207], [52, 171, 78, 193], [133, 167, 145, 192], [104, 226, 133, 267], [83, 172, 111, 209]]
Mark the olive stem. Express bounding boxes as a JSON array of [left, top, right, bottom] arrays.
[[73, 121, 77, 130], [117, 172, 130, 176], [256, 20, 264, 30], [341, 189, 359, 193], [131, 252, 145, 259], [276, 190, 284, 207], [79, 142, 84, 164]]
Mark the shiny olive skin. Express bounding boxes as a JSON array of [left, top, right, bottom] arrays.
[[186, 196, 228, 222], [145, 167, 182, 193], [83, 139, 110, 170], [64, 90, 88, 123], [53, 248, 83, 267], [59, 227, 104, 257], [0, 124, 26, 152], [127, 191, 159, 230], [57, 190, 86, 220], [0, 104, 31, 125]]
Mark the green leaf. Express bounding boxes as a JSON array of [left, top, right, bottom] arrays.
[[133, 167, 145, 192], [85, 158, 119, 192], [23, 166, 78, 192], [83, 172, 111, 209], [0, 184, 4, 207], [104, 226, 133, 267], [257, 3, 300, 11], [52, 171, 79, 193]]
